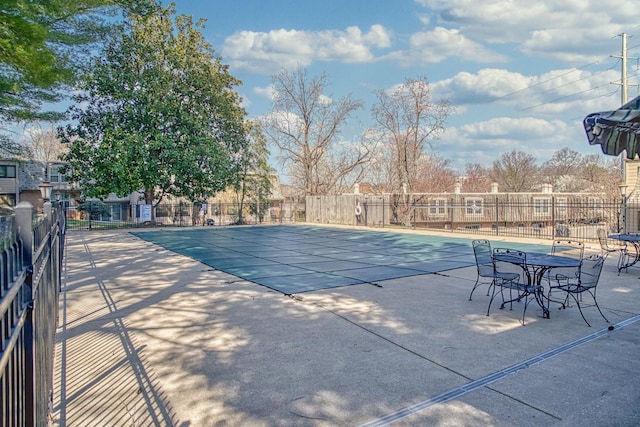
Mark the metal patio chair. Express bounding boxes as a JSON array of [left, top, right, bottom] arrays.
[[549, 254, 608, 327], [596, 228, 628, 271], [549, 239, 584, 282], [469, 239, 495, 301], [469, 239, 521, 301], [488, 248, 538, 324]]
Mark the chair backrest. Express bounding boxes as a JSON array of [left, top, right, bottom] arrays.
[[493, 248, 527, 283], [596, 228, 611, 251], [551, 239, 584, 260], [472, 239, 493, 277], [578, 254, 604, 289]]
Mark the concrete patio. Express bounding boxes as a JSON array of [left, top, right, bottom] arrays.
[[51, 226, 640, 426]]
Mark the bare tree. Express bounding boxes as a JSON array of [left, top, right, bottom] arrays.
[[580, 154, 621, 196], [259, 67, 370, 195], [540, 147, 583, 191], [463, 163, 492, 192], [414, 153, 457, 193], [371, 76, 453, 224], [491, 150, 539, 192], [371, 77, 452, 195], [23, 121, 68, 162], [359, 130, 395, 194]]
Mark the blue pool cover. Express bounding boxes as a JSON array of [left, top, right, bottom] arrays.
[[131, 225, 546, 295]]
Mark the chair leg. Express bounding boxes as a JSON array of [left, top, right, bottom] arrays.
[[568, 293, 592, 327], [486, 281, 500, 316], [521, 293, 533, 325], [470, 277, 495, 301], [486, 292, 495, 316], [568, 289, 609, 327], [469, 278, 480, 301], [618, 249, 630, 275]]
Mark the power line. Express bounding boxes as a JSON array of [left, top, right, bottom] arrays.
[[519, 81, 617, 112], [491, 58, 614, 103], [517, 61, 619, 106], [489, 32, 640, 107]]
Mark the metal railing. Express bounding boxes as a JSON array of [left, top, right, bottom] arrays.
[[306, 195, 632, 242], [62, 196, 635, 243], [1, 201, 65, 426], [65, 200, 306, 231]]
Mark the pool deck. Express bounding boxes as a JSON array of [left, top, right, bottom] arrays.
[[52, 225, 640, 426]]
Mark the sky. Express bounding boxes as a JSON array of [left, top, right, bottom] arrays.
[[166, 1, 640, 179]]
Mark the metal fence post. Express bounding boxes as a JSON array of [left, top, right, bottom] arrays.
[[552, 196, 556, 239], [15, 202, 35, 425], [495, 196, 499, 235]]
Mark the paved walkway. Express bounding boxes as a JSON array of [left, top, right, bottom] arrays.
[[52, 227, 640, 426]]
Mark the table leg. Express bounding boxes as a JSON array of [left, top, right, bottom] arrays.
[[534, 267, 550, 319]]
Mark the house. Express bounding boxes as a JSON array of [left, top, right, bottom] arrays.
[[0, 159, 79, 210]]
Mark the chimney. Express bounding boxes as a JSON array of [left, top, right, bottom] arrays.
[[490, 182, 499, 193]]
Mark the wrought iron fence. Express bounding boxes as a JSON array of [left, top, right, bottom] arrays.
[[1, 201, 65, 425], [65, 200, 306, 231], [62, 195, 635, 244], [306, 195, 631, 242]]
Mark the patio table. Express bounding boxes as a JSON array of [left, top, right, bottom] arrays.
[[494, 251, 581, 319], [608, 233, 640, 274]]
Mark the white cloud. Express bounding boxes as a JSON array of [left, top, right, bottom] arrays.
[[432, 67, 621, 115], [253, 85, 276, 100], [222, 25, 393, 73], [406, 27, 507, 64], [434, 116, 586, 171], [415, 0, 640, 63]]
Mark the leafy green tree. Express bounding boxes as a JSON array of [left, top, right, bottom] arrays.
[[0, 0, 151, 125], [1, 0, 152, 157], [235, 122, 274, 224], [77, 200, 111, 220], [60, 4, 248, 207]]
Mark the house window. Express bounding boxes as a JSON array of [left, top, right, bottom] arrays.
[[465, 198, 483, 216], [429, 198, 446, 216], [0, 194, 16, 205], [55, 194, 70, 208], [556, 198, 567, 214], [0, 165, 16, 178], [49, 166, 67, 182], [533, 198, 550, 215], [587, 197, 603, 209]]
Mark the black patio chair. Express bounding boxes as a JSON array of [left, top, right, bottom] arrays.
[[549, 239, 584, 283], [469, 239, 495, 301], [549, 254, 608, 327], [470, 239, 521, 301], [488, 248, 538, 324], [596, 228, 628, 271]]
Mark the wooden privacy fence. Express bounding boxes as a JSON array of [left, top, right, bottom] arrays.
[[1, 201, 65, 426]]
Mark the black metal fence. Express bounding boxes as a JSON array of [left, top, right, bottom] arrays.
[[1, 201, 65, 426], [307, 195, 633, 242], [62, 196, 636, 244], [65, 200, 306, 231]]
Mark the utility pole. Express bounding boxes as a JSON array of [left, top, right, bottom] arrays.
[[622, 32, 628, 104], [612, 33, 636, 105], [612, 33, 635, 181]]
